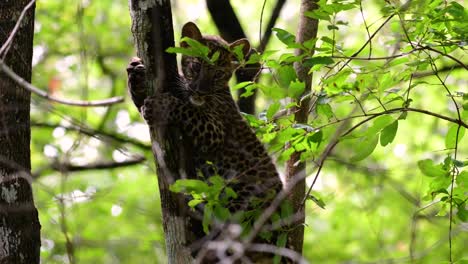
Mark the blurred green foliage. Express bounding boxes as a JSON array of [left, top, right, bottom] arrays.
[[30, 0, 466, 263]]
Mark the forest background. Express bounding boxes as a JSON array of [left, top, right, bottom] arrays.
[[5, 0, 466, 263]]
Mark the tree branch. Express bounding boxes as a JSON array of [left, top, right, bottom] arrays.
[[285, 0, 319, 253], [0, 60, 124, 107], [31, 121, 151, 151], [413, 64, 465, 78], [51, 156, 146, 172]]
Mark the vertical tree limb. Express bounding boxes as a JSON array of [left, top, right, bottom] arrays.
[[285, 0, 319, 254], [0, 1, 41, 263], [206, 0, 286, 114], [127, 1, 195, 263], [206, 0, 258, 114]]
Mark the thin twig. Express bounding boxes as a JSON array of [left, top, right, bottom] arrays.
[[248, 243, 309, 264], [359, 0, 372, 58], [0, 60, 124, 107], [31, 121, 151, 151], [259, 0, 268, 47], [0, 0, 36, 58], [51, 156, 146, 172], [258, 0, 286, 53]]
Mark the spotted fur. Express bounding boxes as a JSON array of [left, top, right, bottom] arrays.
[[128, 22, 283, 215]]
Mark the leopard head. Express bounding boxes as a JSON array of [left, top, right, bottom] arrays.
[[180, 22, 250, 96]]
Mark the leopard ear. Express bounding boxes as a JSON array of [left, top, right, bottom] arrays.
[[229, 39, 251, 57], [181, 22, 202, 47]]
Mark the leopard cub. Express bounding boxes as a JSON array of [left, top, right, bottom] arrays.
[[127, 23, 285, 259], [128, 22, 283, 208]]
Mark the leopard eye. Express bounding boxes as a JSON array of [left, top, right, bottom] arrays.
[[214, 70, 226, 80]]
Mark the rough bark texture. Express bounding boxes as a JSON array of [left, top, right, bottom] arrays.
[[127, 0, 195, 263], [0, 1, 41, 263], [285, 0, 319, 254]]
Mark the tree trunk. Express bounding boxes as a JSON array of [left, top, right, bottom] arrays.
[[285, 0, 319, 254], [127, 1, 195, 263], [0, 1, 41, 264]]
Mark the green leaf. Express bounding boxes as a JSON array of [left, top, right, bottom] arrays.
[[456, 171, 467, 186], [232, 81, 254, 91], [168, 37, 211, 62], [303, 37, 318, 50], [180, 37, 210, 55], [267, 102, 281, 120], [188, 199, 204, 208], [273, 233, 288, 264], [323, 69, 352, 95], [308, 130, 323, 143], [429, 176, 451, 196], [350, 135, 379, 162], [445, 125, 465, 149], [457, 204, 468, 222], [213, 206, 230, 221], [417, 159, 449, 177], [208, 175, 224, 186], [305, 57, 335, 73], [289, 80, 305, 98], [305, 10, 331, 21], [169, 179, 209, 194], [305, 56, 334, 66], [307, 130, 323, 151], [231, 44, 246, 62], [203, 205, 213, 234], [258, 83, 286, 100], [166, 47, 200, 57], [240, 84, 258, 98], [210, 50, 220, 63], [272, 28, 300, 48], [280, 200, 294, 218], [317, 103, 334, 120], [380, 120, 398, 146], [246, 52, 261, 64], [261, 50, 279, 60], [367, 115, 395, 136], [307, 194, 326, 209], [225, 187, 238, 199], [276, 65, 297, 88]]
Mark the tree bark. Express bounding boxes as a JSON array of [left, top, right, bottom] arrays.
[[285, 0, 319, 254], [127, 1, 196, 263], [0, 1, 41, 263]]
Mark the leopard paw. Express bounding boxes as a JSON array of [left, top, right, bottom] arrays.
[[127, 57, 147, 111], [141, 97, 155, 124]]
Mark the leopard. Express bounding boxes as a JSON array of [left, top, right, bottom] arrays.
[[127, 22, 286, 262]]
